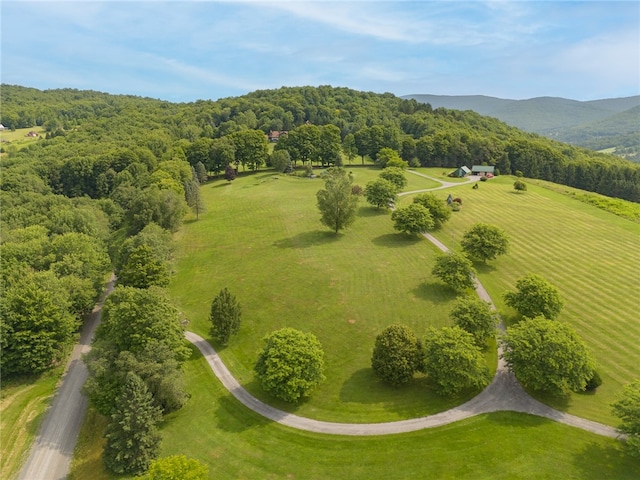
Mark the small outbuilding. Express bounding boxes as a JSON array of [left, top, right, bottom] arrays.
[[471, 165, 495, 177], [451, 166, 471, 178]]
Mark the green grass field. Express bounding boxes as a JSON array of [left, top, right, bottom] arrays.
[[62, 167, 640, 479], [0, 127, 45, 154], [69, 343, 640, 479], [170, 168, 481, 422], [0, 371, 61, 479], [412, 174, 640, 424], [170, 169, 639, 425]]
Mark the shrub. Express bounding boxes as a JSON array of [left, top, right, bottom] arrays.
[[584, 371, 603, 391], [351, 184, 363, 196]]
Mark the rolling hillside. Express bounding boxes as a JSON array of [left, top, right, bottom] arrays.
[[404, 94, 640, 159]]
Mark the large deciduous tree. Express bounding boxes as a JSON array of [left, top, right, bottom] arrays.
[[412, 193, 451, 228], [460, 223, 509, 263], [371, 324, 423, 386], [449, 296, 497, 349], [501, 317, 596, 395], [431, 252, 477, 292], [254, 328, 325, 403], [503, 273, 563, 319], [316, 168, 359, 233], [318, 124, 343, 166], [103, 373, 162, 475], [97, 286, 189, 358], [0, 270, 76, 376], [117, 244, 170, 289], [209, 288, 242, 345], [364, 178, 397, 209], [230, 129, 269, 172], [612, 380, 640, 457], [391, 203, 434, 236], [379, 166, 407, 190], [423, 326, 490, 395]]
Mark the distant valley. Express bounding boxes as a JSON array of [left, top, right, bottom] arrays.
[[403, 94, 640, 161]]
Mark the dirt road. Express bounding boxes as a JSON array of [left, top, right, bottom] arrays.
[[18, 276, 115, 480]]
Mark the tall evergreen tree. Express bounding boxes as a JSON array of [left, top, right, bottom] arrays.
[[210, 288, 242, 345], [103, 373, 162, 475]]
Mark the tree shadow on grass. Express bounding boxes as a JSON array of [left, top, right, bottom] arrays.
[[474, 262, 497, 275], [213, 392, 274, 433], [339, 368, 478, 417], [411, 282, 458, 304], [372, 233, 422, 248], [273, 230, 341, 249], [357, 206, 390, 217], [573, 441, 640, 479]]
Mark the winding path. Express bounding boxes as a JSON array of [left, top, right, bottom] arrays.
[[186, 170, 621, 439]]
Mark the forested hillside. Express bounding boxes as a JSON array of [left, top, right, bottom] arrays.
[[404, 93, 640, 160]]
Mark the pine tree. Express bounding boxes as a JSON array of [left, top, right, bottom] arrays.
[[103, 373, 163, 475], [210, 288, 242, 345]]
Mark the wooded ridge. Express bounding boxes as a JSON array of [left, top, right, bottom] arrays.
[[402, 93, 640, 160]]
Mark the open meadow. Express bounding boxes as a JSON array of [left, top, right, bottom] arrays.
[[64, 166, 640, 479]]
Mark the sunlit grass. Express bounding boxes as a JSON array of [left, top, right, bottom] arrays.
[[422, 175, 640, 424]]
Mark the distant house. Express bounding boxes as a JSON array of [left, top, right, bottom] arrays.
[[471, 165, 495, 176], [26, 131, 38, 138], [0, 124, 6, 130], [450, 166, 471, 178], [267, 130, 288, 142]]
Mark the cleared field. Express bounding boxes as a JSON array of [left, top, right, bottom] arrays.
[[170, 169, 639, 425], [0, 373, 59, 479], [0, 127, 45, 153], [412, 175, 640, 424], [170, 170, 482, 422]]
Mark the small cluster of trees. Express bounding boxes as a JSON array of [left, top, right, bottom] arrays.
[[430, 223, 510, 292], [371, 323, 490, 394]]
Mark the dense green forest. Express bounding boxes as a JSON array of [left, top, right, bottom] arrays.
[[1, 83, 639, 380]]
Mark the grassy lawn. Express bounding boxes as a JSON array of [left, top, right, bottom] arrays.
[[0, 371, 61, 479], [411, 175, 640, 424], [67, 168, 640, 478], [170, 170, 639, 425], [170, 169, 491, 423], [70, 343, 640, 479]]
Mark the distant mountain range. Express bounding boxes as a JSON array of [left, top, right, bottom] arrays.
[[402, 94, 640, 161]]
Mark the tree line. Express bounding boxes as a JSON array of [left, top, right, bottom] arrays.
[[2, 84, 639, 202]]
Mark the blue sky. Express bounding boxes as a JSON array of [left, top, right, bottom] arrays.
[[2, 1, 639, 102]]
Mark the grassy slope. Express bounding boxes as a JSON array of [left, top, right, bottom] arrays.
[[0, 372, 60, 479], [416, 175, 640, 424], [170, 168, 639, 425], [72, 343, 640, 480], [170, 168, 476, 422], [67, 168, 640, 479]]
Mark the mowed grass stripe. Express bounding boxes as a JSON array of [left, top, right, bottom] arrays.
[[428, 176, 639, 424]]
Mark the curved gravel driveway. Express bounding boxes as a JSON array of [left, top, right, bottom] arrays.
[[186, 170, 621, 439]]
